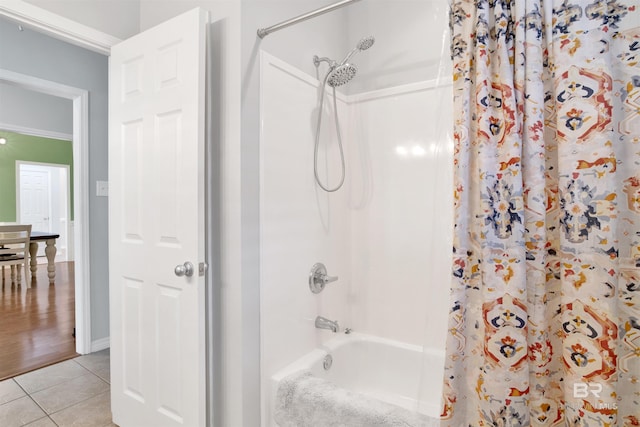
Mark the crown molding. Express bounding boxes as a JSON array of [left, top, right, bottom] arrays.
[[0, 122, 73, 141]]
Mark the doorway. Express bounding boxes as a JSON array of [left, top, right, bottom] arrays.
[[0, 69, 92, 356]]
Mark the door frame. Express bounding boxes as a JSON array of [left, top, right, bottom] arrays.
[[0, 68, 92, 354], [16, 160, 72, 260]]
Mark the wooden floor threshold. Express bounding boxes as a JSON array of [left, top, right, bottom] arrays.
[[0, 352, 79, 382]]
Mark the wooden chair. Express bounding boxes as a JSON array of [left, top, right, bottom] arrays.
[[0, 224, 32, 288]]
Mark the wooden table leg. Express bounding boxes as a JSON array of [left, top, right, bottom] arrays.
[[29, 242, 38, 275], [45, 239, 57, 284]]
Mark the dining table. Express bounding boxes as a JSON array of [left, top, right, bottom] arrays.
[[28, 231, 60, 284]]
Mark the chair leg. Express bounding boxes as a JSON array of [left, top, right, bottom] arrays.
[[11, 265, 16, 284], [17, 264, 22, 286], [25, 260, 31, 288]]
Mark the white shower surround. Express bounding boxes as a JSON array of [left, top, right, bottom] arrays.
[[259, 52, 453, 425]]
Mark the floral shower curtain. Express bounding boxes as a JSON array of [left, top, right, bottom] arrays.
[[441, 1, 639, 426]]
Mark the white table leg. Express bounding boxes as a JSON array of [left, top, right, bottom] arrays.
[[29, 242, 38, 275], [45, 239, 57, 284]]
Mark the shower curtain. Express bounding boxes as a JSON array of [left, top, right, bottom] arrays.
[[441, 1, 639, 426]]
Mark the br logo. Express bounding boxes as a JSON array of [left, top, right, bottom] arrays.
[[573, 382, 602, 398]]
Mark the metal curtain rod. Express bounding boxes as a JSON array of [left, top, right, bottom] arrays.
[[257, 0, 362, 38]]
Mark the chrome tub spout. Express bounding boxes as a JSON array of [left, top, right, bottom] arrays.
[[315, 316, 340, 333]]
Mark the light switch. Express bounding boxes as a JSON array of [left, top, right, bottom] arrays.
[[96, 180, 109, 197]]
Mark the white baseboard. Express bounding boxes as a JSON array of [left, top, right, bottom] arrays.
[[90, 336, 110, 353]]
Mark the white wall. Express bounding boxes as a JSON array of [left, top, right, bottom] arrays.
[[345, 0, 451, 94], [0, 83, 73, 136], [24, 0, 140, 39]]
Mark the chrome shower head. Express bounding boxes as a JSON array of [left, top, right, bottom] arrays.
[[327, 63, 357, 87], [357, 36, 375, 51], [313, 35, 374, 88], [340, 35, 376, 65]]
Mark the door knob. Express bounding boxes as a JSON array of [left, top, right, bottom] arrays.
[[174, 262, 194, 277]]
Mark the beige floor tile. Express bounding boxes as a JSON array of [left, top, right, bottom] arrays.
[[0, 396, 46, 427], [91, 349, 110, 357], [14, 360, 88, 394], [24, 416, 57, 426], [32, 373, 109, 414], [0, 379, 25, 405], [50, 391, 113, 427], [74, 351, 111, 383]]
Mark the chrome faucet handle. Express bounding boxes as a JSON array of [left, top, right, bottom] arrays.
[[309, 263, 338, 294], [319, 274, 338, 285]]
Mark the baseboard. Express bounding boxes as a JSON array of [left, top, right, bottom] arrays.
[[90, 336, 110, 352]]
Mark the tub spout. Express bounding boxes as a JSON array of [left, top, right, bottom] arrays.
[[315, 316, 340, 333]]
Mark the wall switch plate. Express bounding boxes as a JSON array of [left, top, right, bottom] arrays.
[[96, 180, 109, 197]]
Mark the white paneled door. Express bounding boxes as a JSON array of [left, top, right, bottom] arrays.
[[109, 8, 207, 427], [19, 168, 51, 234]]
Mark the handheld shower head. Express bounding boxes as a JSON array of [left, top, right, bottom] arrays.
[[311, 35, 376, 193], [340, 35, 375, 65], [357, 35, 375, 51]]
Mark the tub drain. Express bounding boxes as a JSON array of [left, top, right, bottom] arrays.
[[323, 354, 333, 371]]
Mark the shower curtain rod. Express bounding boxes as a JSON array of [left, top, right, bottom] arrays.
[[257, 0, 362, 38]]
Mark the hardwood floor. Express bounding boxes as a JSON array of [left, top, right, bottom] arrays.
[[0, 261, 77, 381]]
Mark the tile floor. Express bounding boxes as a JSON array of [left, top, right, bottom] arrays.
[[0, 350, 115, 427]]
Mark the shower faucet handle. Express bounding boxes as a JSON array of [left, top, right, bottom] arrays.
[[320, 274, 338, 285], [309, 262, 338, 294]]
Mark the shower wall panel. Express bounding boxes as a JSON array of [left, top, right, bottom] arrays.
[[259, 52, 353, 424], [347, 80, 453, 350]]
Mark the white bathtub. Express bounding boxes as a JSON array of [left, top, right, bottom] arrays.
[[270, 333, 444, 426]]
